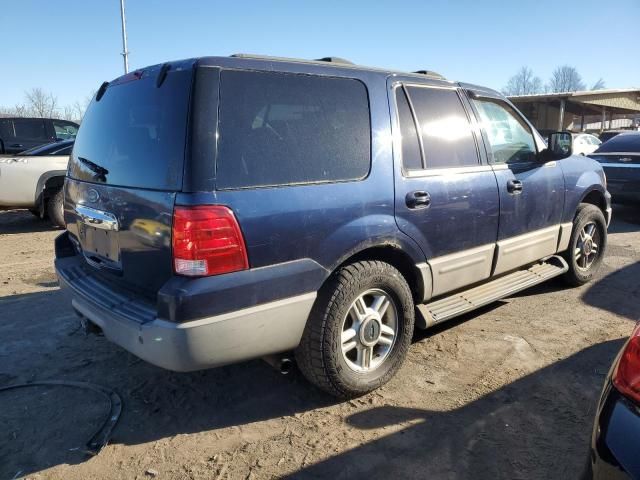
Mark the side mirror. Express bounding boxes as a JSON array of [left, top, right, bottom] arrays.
[[546, 131, 573, 160]]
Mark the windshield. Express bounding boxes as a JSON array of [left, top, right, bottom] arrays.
[[68, 68, 192, 190]]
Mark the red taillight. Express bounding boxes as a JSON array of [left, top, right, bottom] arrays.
[[613, 324, 640, 403], [172, 205, 249, 277]]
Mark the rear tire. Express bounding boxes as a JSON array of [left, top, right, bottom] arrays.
[[296, 260, 414, 398], [562, 203, 607, 286], [47, 189, 65, 228]]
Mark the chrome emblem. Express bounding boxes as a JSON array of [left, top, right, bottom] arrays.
[[86, 188, 100, 203]]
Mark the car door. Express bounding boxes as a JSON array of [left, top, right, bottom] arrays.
[[391, 80, 500, 299], [10, 118, 51, 153], [468, 94, 565, 275]]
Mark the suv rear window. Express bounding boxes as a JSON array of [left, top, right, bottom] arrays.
[[68, 69, 192, 190], [216, 70, 371, 189]]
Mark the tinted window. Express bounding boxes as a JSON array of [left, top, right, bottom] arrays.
[[13, 119, 47, 140], [395, 88, 422, 170], [0, 119, 13, 140], [472, 99, 537, 164], [216, 70, 370, 189], [406, 87, 478, 169], [595, 133, 640, 153], [53, 121, 79, 140], [68, 69, 192, 189]]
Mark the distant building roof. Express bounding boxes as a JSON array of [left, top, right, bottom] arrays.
[[509, 88, 640, 114]]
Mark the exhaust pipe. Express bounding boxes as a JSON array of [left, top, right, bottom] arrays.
[[262, 355, 294, 375]]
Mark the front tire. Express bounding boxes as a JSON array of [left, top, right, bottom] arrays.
[[47, 188, 65, 228], [296, 260, 415, 398], [562, 203, 607, 286]]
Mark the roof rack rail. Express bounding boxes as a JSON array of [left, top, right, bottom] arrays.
[[315, 57, 355, 65], [230, 53, 355, 66], [413, 70, 446, 80]]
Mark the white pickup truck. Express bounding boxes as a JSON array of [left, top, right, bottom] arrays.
[[0, 140, 73, 227]]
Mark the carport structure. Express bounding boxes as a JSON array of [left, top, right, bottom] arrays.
[[509, 89, 640, 133]]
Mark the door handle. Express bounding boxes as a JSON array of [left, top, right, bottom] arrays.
[[406, 190, 431, 209], [9, 143, 23, 148], [507, 180, 523, 194]]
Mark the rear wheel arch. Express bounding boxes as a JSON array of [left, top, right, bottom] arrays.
[[34, 170, 66, 204], [326, 244, 425, 304]]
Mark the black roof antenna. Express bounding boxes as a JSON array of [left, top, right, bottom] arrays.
[[413, 70, 446, 80], [315, 57, 355, 65], [95, 81, 109, 102]]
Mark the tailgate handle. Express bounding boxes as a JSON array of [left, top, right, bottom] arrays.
[[76, 205, 119, 231]]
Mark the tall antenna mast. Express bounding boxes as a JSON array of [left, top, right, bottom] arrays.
[[119, 0, 130, 73]]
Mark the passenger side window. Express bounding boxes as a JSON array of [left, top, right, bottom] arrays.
[[472, 99, 537, 164], [395, 88, 422, 170], [217, 70, 371, 189], [405, 86, 479, 169]]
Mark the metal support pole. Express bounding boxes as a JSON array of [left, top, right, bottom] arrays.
[[601, 106, 606, 133], [558, 99, 566, 131], [119, 0, 129, 74]]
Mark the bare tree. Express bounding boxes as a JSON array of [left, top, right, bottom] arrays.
[[24, 88, 59, 117], [548, 66, 586, 93], [591, 78, 606, 90], [502, 67, 544, 96]]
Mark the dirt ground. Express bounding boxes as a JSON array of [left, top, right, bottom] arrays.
[[1, 206, 639, 480]]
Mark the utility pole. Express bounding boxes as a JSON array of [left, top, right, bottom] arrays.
[[119, 0, 130, 74]]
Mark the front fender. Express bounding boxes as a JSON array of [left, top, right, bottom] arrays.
[[559, 156, 608, 223]]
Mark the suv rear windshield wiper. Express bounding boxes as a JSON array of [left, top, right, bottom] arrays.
[[78, 156, 109, 181]]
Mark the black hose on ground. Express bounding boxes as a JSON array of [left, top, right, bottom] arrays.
[[0, 380, 122, 455]]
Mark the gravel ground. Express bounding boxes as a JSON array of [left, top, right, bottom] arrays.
[[1, 206, 639, 480]]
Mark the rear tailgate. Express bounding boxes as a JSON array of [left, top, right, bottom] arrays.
[[64, 62, 194, 296]]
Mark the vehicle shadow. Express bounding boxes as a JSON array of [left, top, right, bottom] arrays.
[[284, 339, 624, 480], [0, 289, 338, 479], [582, 260, 640, 321], [0, 209, 58, 234]]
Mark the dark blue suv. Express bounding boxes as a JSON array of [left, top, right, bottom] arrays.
[[54, 54, 611, 397]]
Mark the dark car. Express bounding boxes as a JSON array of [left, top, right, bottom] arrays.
[[588, 322, 640, 479], [0, 117, 79, 154], [599, 130, 631, 144], [54, 54, 610, 397], [589, 132, 640, 204]]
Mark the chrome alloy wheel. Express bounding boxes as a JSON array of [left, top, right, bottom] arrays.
[[575, 221, 601, 270], [340, 289, 398, 372]]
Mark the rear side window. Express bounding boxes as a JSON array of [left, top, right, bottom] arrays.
[[68, 69, 192, 190], [405, 86, 478, 169], [216, 70, 370, 189], [0, 119, 13, 140], [13, 119, 47, 140]]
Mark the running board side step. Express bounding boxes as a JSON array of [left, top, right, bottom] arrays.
[[416, 255, 568, 328]]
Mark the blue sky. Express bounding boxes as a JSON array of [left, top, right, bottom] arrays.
[[1, 0, 638, 107]]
